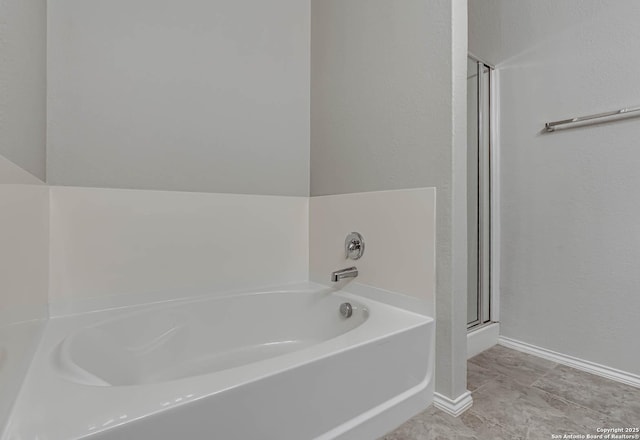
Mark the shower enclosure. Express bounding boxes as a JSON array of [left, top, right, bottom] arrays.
[[467, 55, 493, 329]]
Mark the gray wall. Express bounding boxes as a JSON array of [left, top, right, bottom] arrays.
[[311, 0, 469, 400], [47, 0, 310, 196], [0, 0, 47, 180], [0, 0, 47, 430], [311, 0, 450, 196], [470, 0, 640, 375]]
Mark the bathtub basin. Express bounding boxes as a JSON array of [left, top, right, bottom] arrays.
[[4, 283, 433, 440], [55, 291, 369, 387]]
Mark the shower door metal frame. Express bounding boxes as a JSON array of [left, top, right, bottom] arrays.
[[467, 53, 496, 330]]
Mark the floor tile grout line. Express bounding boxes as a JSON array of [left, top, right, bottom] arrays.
[[472, 375, 611, 439], [465, 408, 523, 439], [529, 381, 630, 425], [470, 382, 488, 394], [529, 362, 560, 388], [527, 363, 636, 424], [467, 377, 529, 429], [528, 361, 635, 425], [496, 347, 635, 423], [471, 349, 621, 428], [470, 370, 512, 395]]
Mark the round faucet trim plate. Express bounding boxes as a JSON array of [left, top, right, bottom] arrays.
[[345, 232, 365, 260]]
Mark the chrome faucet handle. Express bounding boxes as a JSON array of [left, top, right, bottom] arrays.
[[345, 232, 365, 260]]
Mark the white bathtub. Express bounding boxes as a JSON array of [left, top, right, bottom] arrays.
[[3, 283, 433, 440]]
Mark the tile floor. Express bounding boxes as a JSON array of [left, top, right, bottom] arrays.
[[382, 345, 640, 440]]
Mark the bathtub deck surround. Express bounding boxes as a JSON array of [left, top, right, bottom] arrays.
[[310, 188, 437, 317], [6, 283, 434, 440], [48, 186, 309, 315]]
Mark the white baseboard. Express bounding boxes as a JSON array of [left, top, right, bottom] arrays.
[[433, 391, 473, 417], [467, 322, 499, 359], [498, 336, 640, 389]]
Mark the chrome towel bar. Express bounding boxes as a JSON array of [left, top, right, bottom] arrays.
[[544, 105, 640, 132]]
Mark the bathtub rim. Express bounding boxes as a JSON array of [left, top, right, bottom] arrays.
[[49, 280, 433, 319]]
